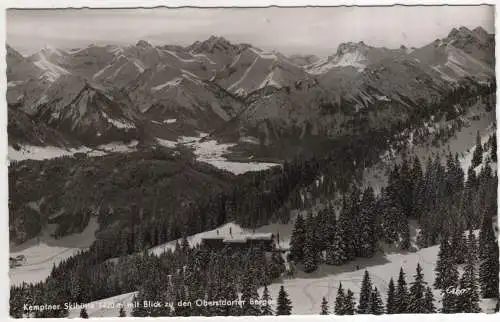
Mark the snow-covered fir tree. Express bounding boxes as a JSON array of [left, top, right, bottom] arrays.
[[241, 269, 261, 315], [334, 282, 346, 315], [80, 308, 88, 319], [370, 287, 384, 315], [472, 130, 484, 168], [320, 297, 329, 315], [424, 287, 436, 313], [479, 211, 499, 298], [276, 286, 292, 315], [290, 214, 306, 263], [434, 236, 459, 290], [303, 213, 319, 272], [386, 277, 397, 314], [408, 263, 427, 313], [344, 289, 356, 315], [456, 248, 481, 313], [358, 187, 377, 258], [357, 270, 373, 314], [440, 276, 459, 313], [395, 267, 409, 313], [260, 285, 274, 315]]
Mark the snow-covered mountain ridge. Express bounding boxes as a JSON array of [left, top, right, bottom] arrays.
[[7, 27, 494, 156]]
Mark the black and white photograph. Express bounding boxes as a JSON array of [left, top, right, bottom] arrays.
[[6, 4, 499, 318]]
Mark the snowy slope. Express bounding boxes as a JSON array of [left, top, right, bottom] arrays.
[[67, 292, 138, 318], [459, 124, 497, 177], [217, 46, 307, 95], [9, 218, 99, 285], [362, 103, 495, 194], [66, 221, 497, 316]]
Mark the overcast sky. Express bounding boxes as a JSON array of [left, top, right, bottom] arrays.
[[6, 6, 495, 56]]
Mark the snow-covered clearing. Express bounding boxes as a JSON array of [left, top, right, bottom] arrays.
[[155, 138, 177, 148], [9, 218, 99, 286], [8, 134, 277, 174], [8, 141, 139, 163], [8, 145, 93, 162], [163, 132, 281, 175]]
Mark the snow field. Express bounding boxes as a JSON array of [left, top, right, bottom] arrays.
[[9, 218, 99, 286]]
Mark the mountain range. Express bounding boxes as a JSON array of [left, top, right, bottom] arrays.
[[6, 26, 495, 159]]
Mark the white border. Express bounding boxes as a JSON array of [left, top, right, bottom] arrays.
[[0, 0, 498, 8], [0, 1, 498, 322]]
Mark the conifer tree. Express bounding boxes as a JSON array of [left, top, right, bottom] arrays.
[[80, 308, 89, 319], [334, 283, 345, 315], [456, 250, 481, 313], [303, 214, 319, 273], [400, 218, 411, 251], [325, 227, 348, 265], [472, 130, 483, 168], [424, 287, 436, 313], [395, 267, 409, 313], [340, 196, 356, 260], [131, 293, 148, 317], [408, 263, 427, 313], [386, 277, 397, 314], [491, 134, 497, 162], [467, 229, 478, 262], [320, 297, 329, 315], [370, 287, 384, 315], [440, 265, 459, 314], [381, 197, 401, 244], [348, 186, 362, 257], [290, 214, 306, 263], [119, 307, 126, 317], [434, 236, 458, 290], [344, 289, 356, 315], [260, 285, 273, 316], [357, 270, 373, 314], [241, 270, 261, 316], [479, 212, 499, 298], [326, 198, 352, 265], [276, 286, 292, 315], [450, 229, 467, 265], [358, 187, 377, 258], [441, 290, 458, 313]]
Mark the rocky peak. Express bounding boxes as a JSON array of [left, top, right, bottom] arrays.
[[336, 41, 369, 56], [136, 40, 153, 48], [189, 35, 239, 53], [6, 45, 25, 61], [40, 44, 67, 57]]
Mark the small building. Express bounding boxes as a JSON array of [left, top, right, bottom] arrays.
[[246, 234, 275, 251], [201, 232, 275, 252], [201, 237, 225, 250]]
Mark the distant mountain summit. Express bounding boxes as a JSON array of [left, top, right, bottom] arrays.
[[6, 26, 495, 150]]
